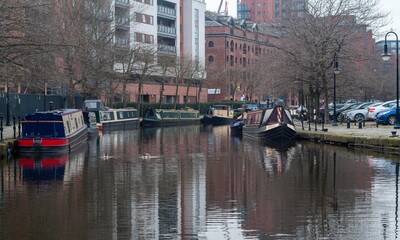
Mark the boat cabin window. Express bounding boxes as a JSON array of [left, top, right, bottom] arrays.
[[180, 112, 198, 119], [215, 105, 230, 110], [22, 122, 65, 138], [84, 101, 99, 110], [162, 111, 179, 119], [246, 113, 262, 124]]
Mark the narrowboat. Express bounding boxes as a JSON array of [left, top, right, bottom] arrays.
[[242, 106, 296, 142], [83, 100, 139, 130], [18, 109, 88, 153], [201, 105, 234, 125], [141, 108, 201, 127]]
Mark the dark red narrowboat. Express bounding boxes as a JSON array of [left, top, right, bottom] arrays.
[[18, 109, 88, 153]]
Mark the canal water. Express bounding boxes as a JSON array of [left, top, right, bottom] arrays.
[[0, 125, 400, 239]]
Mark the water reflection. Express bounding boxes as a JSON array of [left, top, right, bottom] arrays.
[[0, 126, 400, 239], [19, 153, 68, 181]]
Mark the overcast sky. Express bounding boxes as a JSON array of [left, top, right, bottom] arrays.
[[204, 0, 400, 40]]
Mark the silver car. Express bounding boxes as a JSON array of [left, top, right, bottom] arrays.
[[365, 100, 397, 120], [345, 102, 381, 122]]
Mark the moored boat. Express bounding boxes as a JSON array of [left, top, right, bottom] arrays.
[[141, 108, 201, 127], [18, 109, 88, 153], [201, 105, 234, 125], [242, 106, 296, 142], [230, 110, 247, 135], [83, 100, 139, 130], [83, 111, 99, 139]]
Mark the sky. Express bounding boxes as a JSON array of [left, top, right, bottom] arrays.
[[204, 0, 400, 40]]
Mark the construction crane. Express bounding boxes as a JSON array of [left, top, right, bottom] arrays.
[[217, 0, 224, 13]]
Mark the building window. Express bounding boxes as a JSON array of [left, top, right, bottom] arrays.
[[230, 40, 234, 52], [135, 12, 154, 25], [208, 41, 214, 48], [136, 0, 153, 5], [208, 56, 214, 62], [134, 32, 154, 44]]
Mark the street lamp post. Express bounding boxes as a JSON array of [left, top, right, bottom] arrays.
[[5, 81, 10, 126], [333, 52, 341, 126], [382, 31, 399, 129]]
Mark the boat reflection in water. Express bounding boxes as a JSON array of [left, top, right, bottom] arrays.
[[18, 147, 86, 182], [19, 153, 68, 181], [259, 140, 297, 174]]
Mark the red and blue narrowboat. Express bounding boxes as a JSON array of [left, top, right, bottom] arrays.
[[18, 109, 88, 153]]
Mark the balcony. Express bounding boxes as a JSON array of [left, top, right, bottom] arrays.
[[115, 37, 130, 47], [157, 25, 176, 38], [115, 17, 130, 30], [158, 44, 176, 54], [157, 5, 176, 20], [116, 0, 129, 8]]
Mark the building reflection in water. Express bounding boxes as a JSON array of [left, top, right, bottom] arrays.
[[0, 126, 400, 239]]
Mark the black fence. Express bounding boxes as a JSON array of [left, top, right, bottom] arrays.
[[0, 92, 83, 120]]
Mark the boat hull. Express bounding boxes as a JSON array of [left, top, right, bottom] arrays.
[[201, 116, 233, 126], [18, 128, 88, 154], [101, 119, 140, 131], [141, 118, 201, 127], [230, 120, 244, 135], [243, 123, 296, 142]]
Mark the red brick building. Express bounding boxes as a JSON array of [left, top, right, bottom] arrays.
[[205, 11, 276, 102], [237, 0, 307, 24]]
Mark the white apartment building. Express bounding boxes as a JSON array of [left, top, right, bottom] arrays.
[[113, 0, 205, 64]]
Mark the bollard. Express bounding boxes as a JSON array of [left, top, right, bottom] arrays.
[[18, 115, 21, 138], [13, 114, 16, 139], [363, 120, 365, 127], [376, 121, 379, 128], [354, 120, 357, 126], [315, 119, 317, 131], [347, 120, 350, 129], [358, 121, 362, 129]]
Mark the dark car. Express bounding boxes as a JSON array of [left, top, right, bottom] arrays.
[[333, 103, 362, 122], [319, 103, 353, 121]]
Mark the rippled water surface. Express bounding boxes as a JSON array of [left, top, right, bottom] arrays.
[[1, 125, 400, 239]]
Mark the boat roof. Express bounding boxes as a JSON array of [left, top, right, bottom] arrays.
[[24, 109, 82, 120]]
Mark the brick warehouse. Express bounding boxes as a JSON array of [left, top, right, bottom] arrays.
[[205, 11, 276, 102]]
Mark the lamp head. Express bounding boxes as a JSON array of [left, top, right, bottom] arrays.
[[333, 58, 341, 75], [333, 68, 341, 75], [382, 43, 392, 61]]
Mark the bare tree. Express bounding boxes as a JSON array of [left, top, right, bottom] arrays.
[[272, 0, 388, 122], [135, 46, 157, 114]]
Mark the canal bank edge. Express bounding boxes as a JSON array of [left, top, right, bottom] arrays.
[[296, 129, 400, 154]]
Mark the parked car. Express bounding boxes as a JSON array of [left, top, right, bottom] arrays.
[[365, 100, 397, 120], [341, 102, 377, 122], [329, 102, 361, 122], [375, 106, 399, 125], [319, 103, 346, 121], [345, 102, 382, 122]]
